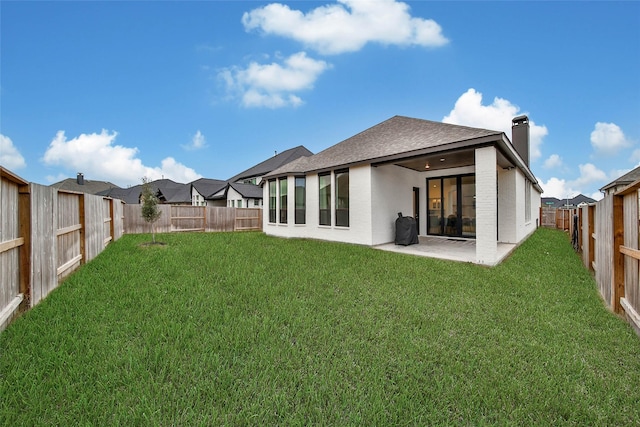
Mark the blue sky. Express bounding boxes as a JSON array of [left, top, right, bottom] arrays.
[[1, 1, 638, 200]]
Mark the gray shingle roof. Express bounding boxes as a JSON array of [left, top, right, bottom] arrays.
[[228, 145, 313, 182], [98, 187, 141, 204], [51, 177, 120, 195], [541, 194, 596, 208], [191, 178, 227, 198], [266, 116, 503, 177], [98, 179, 192, 204], [600, 166, 640, 192], [229, 182, 263, 199]]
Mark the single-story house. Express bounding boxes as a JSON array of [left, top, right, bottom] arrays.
[[262, 115, 542, 266], [223, 182, 264, 208], [51, 173, 119, 195], [99, 178, 192, 205], [191, 178, 228, 206], [542, 194, 596, 209]]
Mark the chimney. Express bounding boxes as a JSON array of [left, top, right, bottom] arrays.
[[511, 115, 530, 166], [77, 172, 84, 185]]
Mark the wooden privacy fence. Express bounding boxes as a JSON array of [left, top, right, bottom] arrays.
[[577, 182, 640, 337], [123, 205, 262, 234], [539, 206, 578, 230], [0, 167, 124, 331]]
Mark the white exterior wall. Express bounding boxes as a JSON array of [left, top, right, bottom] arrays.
[[371, 164, 424, 245], [499, 168, 540, 243], [191, 187, 206, 206], [475, 147, 498, 265], [263, 166, 374, 245], [226, 186, 241, 207], [498, 168, 517, 243], [519, 174, 540, 241]]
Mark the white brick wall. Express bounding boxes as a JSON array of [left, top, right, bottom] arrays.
[[475, 147, 498, 264], [371, 164, 423, 245], [498, 168, 517, 243]]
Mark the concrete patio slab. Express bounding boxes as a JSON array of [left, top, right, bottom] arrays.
[[374, 236, 516, 266]]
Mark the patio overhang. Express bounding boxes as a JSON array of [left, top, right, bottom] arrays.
[[368, 134, 542, 193]]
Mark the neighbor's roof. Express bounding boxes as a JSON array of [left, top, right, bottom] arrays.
[[228, 145, 313, 182], [541, 194, 597, 208], [51, 177, 120, 195], [98, 187, 140, 204], [98, 179, 192, 204], [265, 116, 503, 177], [600, 166, 640, 192], [191, 178, 227, 198], [150, 179, 191, 203], [229, 182, 263, 199]]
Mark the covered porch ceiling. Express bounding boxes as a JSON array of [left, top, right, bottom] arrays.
[[387, 147, 515, 173]]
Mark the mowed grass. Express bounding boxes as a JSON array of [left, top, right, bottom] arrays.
[[1, 228, 639, 425]]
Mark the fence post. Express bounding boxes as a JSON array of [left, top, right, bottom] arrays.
[[109, 198, 115, 243], [613, 194, 625, 314], [18, 183, 31, 306], [80, 193, 86, 265], [588, 205, 595, 271]]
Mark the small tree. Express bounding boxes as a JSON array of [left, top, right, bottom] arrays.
[[140, 177, 162, 243]]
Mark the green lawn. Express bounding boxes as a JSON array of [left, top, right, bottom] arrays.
[[1, 228, 639, 425]]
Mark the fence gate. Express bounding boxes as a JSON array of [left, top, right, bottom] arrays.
[[540, 207, 556, 228]]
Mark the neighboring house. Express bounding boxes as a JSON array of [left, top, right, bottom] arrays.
[[542, 194, 596, 209], [600, 166, 640, 196], [191, 178, 227, 207], [226, 182, 264, 208], [190, 146, 313, 207], [51, 173, 119, 195], [262, 115, 542, 266], [99, 178, 192, 205], [227, 145, 313, 186]]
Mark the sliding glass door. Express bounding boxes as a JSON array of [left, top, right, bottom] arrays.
[[427, 175, 476, 238]]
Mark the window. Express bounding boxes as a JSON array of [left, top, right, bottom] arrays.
[[319, 173, 331, 225], [525, 178, 531, 222], [230, 200, 235, 208], [295, 176, 306, 224], [335, 170, 349, 227], [253, 199, 259, 207], [237, 200, 243, 208], [279, 178, 288, 223], [268, 179, 277, 223]]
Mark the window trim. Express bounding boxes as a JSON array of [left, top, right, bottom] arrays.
[[279, 177, 288, 224], [295, 176, 306, 225], [268, 179, 277, 223], [335, 169, 349, 227], [319, 172, 331, 226]]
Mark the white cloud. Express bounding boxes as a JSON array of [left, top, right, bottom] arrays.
[[543, 154, 563, 170], [219, 51, 330, 108], [42, 130, 201, 187], [571, 163, 608, 188], [0, 134, 26, 170], [539, 163, 607, 200], [442, 88, 548, 162], [539, 177, 577, 200], [590, 122, 631, 156], [242, 0, 448, 55], [182, 130, 207, 151]]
